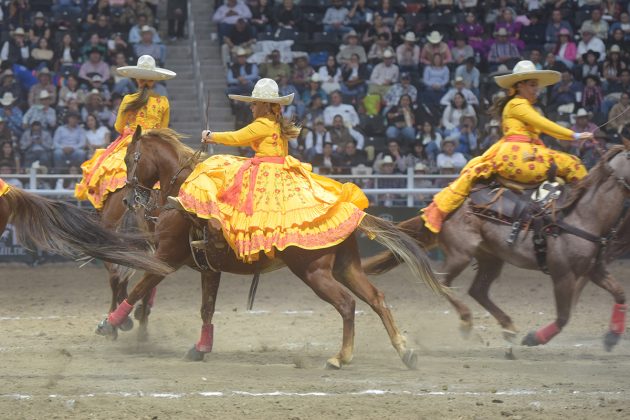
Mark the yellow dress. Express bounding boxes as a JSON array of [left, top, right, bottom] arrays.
[[423, 96, 587, 233], [74, 93, 169, 209], [0, 178, 10, 196], [178, 116, 369, 263]]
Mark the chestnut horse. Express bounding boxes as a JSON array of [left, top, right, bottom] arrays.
[[364, 146, 630, 351], [0, 185, 171, 275], [97, 128, 445, 370]]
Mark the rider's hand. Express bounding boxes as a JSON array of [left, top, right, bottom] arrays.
[[201, 130, 212, 143], [576, 132, 594, 141]]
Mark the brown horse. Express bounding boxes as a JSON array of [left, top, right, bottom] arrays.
[[0, 186, 171, 275], [96, 128, 445, 370], [364, 146, 630, 351]]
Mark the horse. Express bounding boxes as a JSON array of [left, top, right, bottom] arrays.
[[364, 145, 630, 351], [96, 127, 445, 370], [0, 185, 172, 276]]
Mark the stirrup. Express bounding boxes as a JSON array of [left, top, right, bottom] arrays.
[[167, 196, 185, 211]]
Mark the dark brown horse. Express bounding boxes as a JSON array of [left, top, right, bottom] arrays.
[[96, 128, 445, 369], [0, 185, 171, 275], [364, 146, 630, 351]]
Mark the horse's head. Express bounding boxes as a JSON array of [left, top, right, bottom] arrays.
[[123, 126, 160, 212]]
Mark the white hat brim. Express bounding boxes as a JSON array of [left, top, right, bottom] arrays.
[[494, 70, 560, 89], [116, 66, 176, 81], [228, 93, 294, 105]]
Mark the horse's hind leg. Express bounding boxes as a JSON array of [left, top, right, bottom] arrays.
[[282, 248, 356, 370], [332, 236, 417, 370], [439, 250, 475, 336], [586, 264, 627, 351], [186, 271, 221, 361], [467, 254, 517, 340]]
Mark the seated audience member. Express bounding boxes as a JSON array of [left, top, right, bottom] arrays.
[[373, 140, 407, 174], [437, 136, 467, 171], [53, 112, 87, 170], [385, 95, 416, 147], [338, 140, 368, 171], [323, 91, 360, 127], [19, 121, 53, 168], [304, 119, 332, 161], [23, 91, 57, 132], [312, 141, 341, 174], [328, 114, 364, 150], [226, 48, 259, 96]]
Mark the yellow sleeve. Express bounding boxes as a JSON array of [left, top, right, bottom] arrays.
[[510, 100, 575, 141], [212, 119, 270, 146], [114, 95, 132, 133], [161, 96, 170, 128]]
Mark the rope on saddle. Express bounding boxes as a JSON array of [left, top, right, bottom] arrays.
[[247, 272, 261, 310]]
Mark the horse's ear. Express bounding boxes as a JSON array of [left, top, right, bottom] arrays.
[[132, 125, 142, 143]]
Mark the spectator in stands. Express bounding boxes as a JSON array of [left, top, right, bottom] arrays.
[[79, 47, 111, 84], [602, 45, 626, 90], [348, 0, 373, 32], [274, 0, 303, 31], [582, 9, 609, 40], [28, 68, 56, 107], [494, 8, 524, 51], [582, 74, 603, 113], [53, 111, 87, 170], [303, 94, 325, 130], [52, 0, 83, 21], [385, 94, 416, 147], [323, 0, 351, 36], [383, 72, 417, 113], [458, 12, 485, 56], [520, 11, 546, 53], [570, 107, 597, 133], [437, 136, 467, 171], [55, 33, 80, 74], [441, 92, 475, 132], [0, 118, 13, 144], [338, 139, 368, 170], [405, 142, 432, 172], [0, 93, 24, 139], [87, 0, 110, 27], [55, 165, 81, 191], [488, 28, 521, 71], [374, 0, 396, 26], [83, 90, 111, 127], [450, 34, 474, 67], [259, 49, 291, 81], [312, 141, 341, 174], [129, 14, 160, 44], [545, 9, 572, 52], [323, 91, 359, 127], [221, 18, 255, 65], [367, 48, 398, 96], [1, 27, 29, 66], [0, 70, 23, 108], [23, 91, 56, 131], [0, 141, 20, 173], [440, 76, 478, 106], [529, 49, 544, 69], [368, 33, 392, 66], [212, 0, 252, 42], [81, 33, 107, 61], [58, 74, 86, 108], [20, 120, 53, 168], [88, 75, 111, 101], [302, 74, 328, 107], [318, 55, 342, 94], [0, 164, 22, 187], [420, 31, 452, 66], [608, 92, 630, 133], [417, 120, 442, 164], [577, 26, 606, 63], [134, 26, 165, 65], [362, 13, 391, 49], [375, 139, 407, 172], [422, 53, 450, 106], [602, 69, 630, 115], [304, 119, 332, 160], [85, 113, 111, 157], [455, 57, 480, 98], [396, 32, 420, 74], [373, 155, 405, 205], [227, 47, 259, 95], [90, 14, 113, 44], [250, 0, 273, 34], [609, 12, 630, 40], [579, 129, 608, 169], [29, 37, 55, 70], [277, 73, 304, 119], [549, 69, 582, 110], [28, 11, 50, 43], [455, 114, 478, 158], [390, 15, 408, 48], [329, 114, 364, 149], [292, 56, 314, 94], [119, 0, 155, 30], [479, 119, 501, 153], [337, 30, 367, 65], [554, 28, 577, 69], [341, 54, 369, 98], [167, 0, 187, 41], [111, 53, 136, 95]]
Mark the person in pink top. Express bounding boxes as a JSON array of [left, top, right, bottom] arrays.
[[554, 28, 577, 69], [420, 31, 452, 66]]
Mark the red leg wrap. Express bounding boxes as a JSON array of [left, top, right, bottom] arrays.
[[195, 323, 214, 353], [107, 299, 133, 326], [535, 322, 561, 344], [610, 303, 627, 335], [147, 287, 157, 307]]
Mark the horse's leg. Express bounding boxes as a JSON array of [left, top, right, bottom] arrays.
[[585, 264, 627, 351], [522, 271, 576, 346], [333, 236, 417, 370], [467, 255, 517, 340], [439, 249, 475, 337], [186, 271, 222, 361], [282, 247, 356, 370]]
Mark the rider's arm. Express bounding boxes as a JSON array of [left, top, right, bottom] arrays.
[[510, 100, 575, 141], [160, 97, 170, 128], [114, 95, 131, 133], [212, 119, 269, 146]]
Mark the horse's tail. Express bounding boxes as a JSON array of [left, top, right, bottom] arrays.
[[359, 214, 445, 295], [3, 188, 172, 275], [362, 215, 438, 276]]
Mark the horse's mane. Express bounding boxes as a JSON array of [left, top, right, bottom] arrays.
[[143, 128, 206, 169], [559, 145, 626, 211]]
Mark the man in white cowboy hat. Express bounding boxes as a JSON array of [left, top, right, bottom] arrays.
[[0, 69, 23, 106], [227, 47, 259, 96], [323, 0, 352, 36], [0, 27, 29, 65], [0, 93, 24, 138], [368, 48, 399, 96], [488, 27, 520, 70], [28, 67, 57, 106], [134, 25, 165, 66], [23, 90, 57, 131], [581, 8, 609, 40], [440, 76, 479, 106], [396, 31, 420, 71], [420, 31, 452, 66], [570, 107, 597, 133], [337, 30, 367, 65], [577, 25, 606, 63]]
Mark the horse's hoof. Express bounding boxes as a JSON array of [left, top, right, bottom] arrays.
[[325, 358, 341, 370], [521, 332, 540, 347], [459, 321, 473, 339], [402, 349, 418, 370], [95, 319, 117, 340], [137, 327, 149, 342], [502, 329, 518, 343], [134, 303, 151, 321], [604, 331, 621, 352], [119, 316, 134, 332], [185, 345, 206, 362]]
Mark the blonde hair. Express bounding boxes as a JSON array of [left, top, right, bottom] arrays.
[[269, 103, 301, 139], [122, 85, 153, 114]]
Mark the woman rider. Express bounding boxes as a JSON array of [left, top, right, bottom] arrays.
[[75, 55, 175, 208], [422, 60, 593, 233], [173, 78, 369, 263]]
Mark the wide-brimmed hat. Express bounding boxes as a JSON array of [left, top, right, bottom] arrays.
[[580, 24, 595, 35], [39, 90, 51, 100], [310, 73, 322, 83], [116, 55, 176, 81], [557, 28, 571, 37], [140, 25, 154, 33], [34, 11, 45, 19], [494, 60, 560, 89], [403, 31, 418, 42], [575, 108, 591, 118], [426, 31, 443, 44], [344, 30, 359, 42], [228, 78, 294, 105], [494, 27, 509, 37], [1, 69, 13, 79], [442, 135, 459, 148], [488, 119, 500, 127], [0, 92, 16, 106], [38, 67, 51, 77], [414, 162, 428, 171], [235, 46, 248, 56], [582, 49, 601, 61], [383, 48, 395, 59], [91, 74, 103, 82], [609, 44, 622, 54], [377, 155, 395, 171], [11, 27, 25, 36]]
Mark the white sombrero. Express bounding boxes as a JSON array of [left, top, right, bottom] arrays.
[[494, 60, 560, 89], [116, 55, 176, 81], [228, 78, 294, 105]]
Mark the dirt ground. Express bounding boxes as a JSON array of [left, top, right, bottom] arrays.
[[0, 260, 629, 420]]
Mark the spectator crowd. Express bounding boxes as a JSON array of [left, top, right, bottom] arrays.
[[217, 0, 629, 205]]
